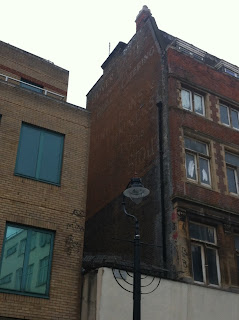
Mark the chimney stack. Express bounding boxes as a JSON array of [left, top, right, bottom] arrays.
[[135, 5, 152, 32]]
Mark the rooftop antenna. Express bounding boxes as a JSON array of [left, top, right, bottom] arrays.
[[109, 42, 111, 56]]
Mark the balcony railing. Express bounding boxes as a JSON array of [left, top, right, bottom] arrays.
[[0, 73, 65, 100]]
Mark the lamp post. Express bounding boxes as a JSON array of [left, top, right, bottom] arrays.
[[122, 177, 150, 320]]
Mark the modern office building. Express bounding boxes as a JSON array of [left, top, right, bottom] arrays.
[[0, 41, 90, 320], [82, 6, 239, 319]]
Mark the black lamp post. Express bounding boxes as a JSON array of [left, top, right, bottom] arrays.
[[122, 177, 150, 320]]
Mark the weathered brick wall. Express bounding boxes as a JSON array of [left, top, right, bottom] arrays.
[[85, 20, 165, 267], [167, 49, 239, 285], [0, 80, 90, 319], [168, 49, 239, 213]]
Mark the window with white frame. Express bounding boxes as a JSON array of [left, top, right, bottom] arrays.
[[184, 137, 211, 186], [189, 222, 220, 285], [220, 104, 239, 130], [225, 152, 239, 194], [181, 89, 205, 116]]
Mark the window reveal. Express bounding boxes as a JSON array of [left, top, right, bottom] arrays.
[[189, 222, 220, 285], [181, 89, 205, 116], [184, 137, 211, 186]]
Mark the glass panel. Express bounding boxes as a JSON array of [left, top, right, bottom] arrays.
[[25, 264, 34, 292], [20, 78, 43, 94], [15, 268, 23, 290], [231, 110, 239, 129], [185, 137, 207, 155], [31, 231, 37, 250], [220, 105, 230, 125], [189, 223, 215, 243], [235, 236, 239, 250], [181, 89, 192, 110], [191, 244, 204, 282], [27, 231, 53, 295], [206, 248, 219, 285], [226, 167, 238, 193], [38, 131, 64, 184], [225, 152, 239, 167], [194, 94, 204, 115], [237, 256, 239, 280], [199, 157, 210, 185], [186, 153, 196, 180], [18, 238, 26, 256], [0, 226, 27, 291], [15, 124, 40, 178]]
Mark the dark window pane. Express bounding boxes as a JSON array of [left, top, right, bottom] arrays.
[[185, 137, 207, 155], [226, 167, 238, 193], [186, 153, 196, 180], [191, 245, 204, 282], [38, 131, 64, 184], [225, 152, 239, 167], [231, 110, 239, 129], [206, 248, 219, 285], [237, 256, 239, 281], [199, 157, 210, 185], [20, 78, 43, 94], [189, 223, 215, 243], [220, 105, 230, 125], [15, 125, 40, 178], [235, 236, 239, 250], [194, 94, 204, 115]]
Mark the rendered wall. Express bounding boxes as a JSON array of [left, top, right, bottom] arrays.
[[82, 267, 239, 320]]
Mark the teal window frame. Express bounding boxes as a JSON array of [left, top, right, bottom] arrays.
[[15, 123, 64, 185], [0, 224, 54, 298]]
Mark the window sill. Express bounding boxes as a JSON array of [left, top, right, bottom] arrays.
[[0, 288, 49, 299], [185, 180, 212, 190], [14, 173, 61, 187]]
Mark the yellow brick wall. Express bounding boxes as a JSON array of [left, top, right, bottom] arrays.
[[0, 41, 69, 99], [0, 79, 90, 320]]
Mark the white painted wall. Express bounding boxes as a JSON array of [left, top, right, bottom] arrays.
[[81, 267, 239, 320]]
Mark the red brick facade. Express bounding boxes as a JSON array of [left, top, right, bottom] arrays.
[[85, 7, 239, 291]]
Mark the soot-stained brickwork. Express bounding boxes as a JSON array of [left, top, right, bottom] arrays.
[[85, 6, 239, 291]]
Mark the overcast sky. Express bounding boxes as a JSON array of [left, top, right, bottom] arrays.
[[1, 0, 238, 108]]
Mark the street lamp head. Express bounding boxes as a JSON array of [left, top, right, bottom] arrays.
[[123, 177, 150, 204]]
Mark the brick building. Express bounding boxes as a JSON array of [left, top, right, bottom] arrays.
[[0, 41, 90, 319], [83, 5, 239, 310]]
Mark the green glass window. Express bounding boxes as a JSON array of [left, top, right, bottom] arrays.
[[0, 224, 54, 297], [15, 123, 64, 185]]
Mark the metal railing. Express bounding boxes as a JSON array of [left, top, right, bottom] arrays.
[[0, 73, 65, 100]]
